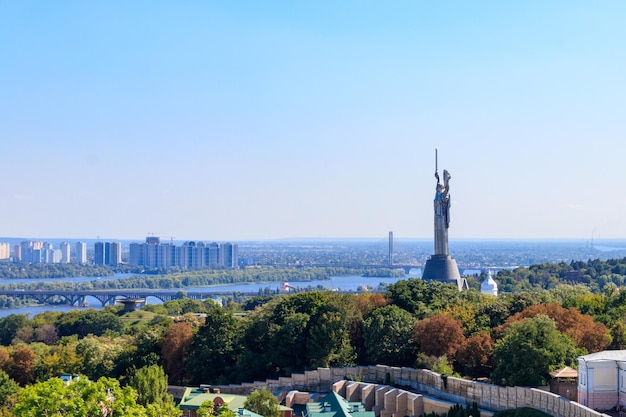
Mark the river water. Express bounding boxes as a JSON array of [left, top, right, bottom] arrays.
[[0, 271, 420, 318], [0, 273, 135, 285]]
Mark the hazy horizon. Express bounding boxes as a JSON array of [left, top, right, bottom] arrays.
[[2, 235, 625, 245]]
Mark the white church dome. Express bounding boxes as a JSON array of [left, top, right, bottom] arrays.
[[481, 270, 498, 296]]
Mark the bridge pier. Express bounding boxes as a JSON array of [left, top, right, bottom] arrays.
[[68, 295, 84, 306]]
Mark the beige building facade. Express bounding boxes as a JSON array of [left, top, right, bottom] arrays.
[[578, 350, 626, 410]]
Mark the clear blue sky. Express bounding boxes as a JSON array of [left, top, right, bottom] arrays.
[[2, 1, 625, 241]]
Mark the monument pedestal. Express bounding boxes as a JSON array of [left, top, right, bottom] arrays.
[[422, 254, 467, 290]]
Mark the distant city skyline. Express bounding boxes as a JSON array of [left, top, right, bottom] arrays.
[[2, 2, 626, 241]]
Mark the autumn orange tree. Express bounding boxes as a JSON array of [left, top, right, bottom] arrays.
[[414, 313, 465, 360], [9, 346, 37, 386], [353, 293, 388, 318], [497, 303, 611, 353], [160, 322, 194, 384], [455, 331, 494, 377]]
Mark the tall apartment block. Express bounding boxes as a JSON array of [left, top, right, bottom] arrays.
[[5, 240, 83, 264], [75, 242, 87, 264], [129, 237, 238, 269], [59, 242, 71, 264], [20, 241, 43, 263], [0, 243, 10, 261], [94, 241, 122, 266], [12, 245, 21, 262], [13, 240, 64, 264], [220, 242, 238, 268]]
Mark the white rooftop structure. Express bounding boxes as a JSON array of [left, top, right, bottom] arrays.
[[579, 350, 626, 362], [480, 270, 498, 296]]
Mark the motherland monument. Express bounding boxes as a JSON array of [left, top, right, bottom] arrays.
[[421, 149, 467, 290]]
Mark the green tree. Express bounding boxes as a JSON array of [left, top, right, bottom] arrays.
[[197, 400, 216, 417], [474, 299, 511, 330], [0, 370, 18, 407], [185, 307, 241, 384], [114, 328, 164, 378], [128, 365, 180, 417], [36, 341, 82, 381], [385, 279, 461, 318], [14, 376, 149, 417], [55, 310, 123, 338], [75, 335, 128, 379], [162, 299, 208, 315], [270, 312, 310, 374], [196, 400, 237, 417], [234, 292, 359, 382], [362, 305, 416, 366], [491, 316, 581, 387], [243, 388, 280, 417], [431, 356, 453, 376], [610, 322, 626, 350], [307, 311, 355, 368], [0, 315, 29, 345]]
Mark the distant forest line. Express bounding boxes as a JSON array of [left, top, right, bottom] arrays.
[[3, 256, 626, 287], [1, 258, 626, 295], [0, 264, 403, 292]]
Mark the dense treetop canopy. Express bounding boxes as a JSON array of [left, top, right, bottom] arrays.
[[0, 256, 625, 416]]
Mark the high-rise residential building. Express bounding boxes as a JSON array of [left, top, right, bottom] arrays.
[[31, 249, 43, 263], [12, 244, 21, 262], [94, 241, 122, 266], [51, 249, 62, 263], [75, 242, 87, 264], [109, 242, 122, 266], [130, 238, 176, 268], [14, 241, 74, 264], [20, 241, 43, 263], [94, 242, 106, 265], [39, 242, 54, 264], [208, 242, 219, 267], [220, 242, 238, 268], [0, 243, 10, 261], [178, 241, 197, 268], [59, 242, 71, 264], [129, 237, 238, 269]]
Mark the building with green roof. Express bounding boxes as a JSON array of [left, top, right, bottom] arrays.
[[179, 388, 248, 417], [305, 392, 374, 417], [178, 387, 293, 417]]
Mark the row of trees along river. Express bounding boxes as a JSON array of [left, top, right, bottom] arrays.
[[3, 256, 626, 294], [4, 255, 626, 286]]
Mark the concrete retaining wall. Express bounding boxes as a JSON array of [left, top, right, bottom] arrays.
[[215, 365, 610, 417]]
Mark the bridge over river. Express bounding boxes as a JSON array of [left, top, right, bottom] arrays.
[[0, 289, 256, 307]]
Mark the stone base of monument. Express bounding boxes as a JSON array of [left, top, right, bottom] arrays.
[[422, 254, 467, 290]]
